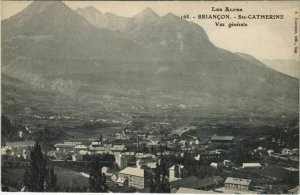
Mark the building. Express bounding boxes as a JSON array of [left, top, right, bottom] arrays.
[[194, 150, 222, 161], [80, 172, 90, 178], [90, 141, 102, 148], [18, 131, 23, 138], [211, 136, 235, 145], [287, 186, 299, 194], [170, 176, 199, 190], [74, 145, 88, 150], [47, 150, 65, 160], [223, 160, 232, 167], [282, 148, 299, 156], [115, 154, 128, 170], [117, 167, 146, 189], [146, 142, 161, 150], [282, 148, 292, 156], [1, 147, 9, 156], [175, 187, 215, 194], [78, 150, 92, 155], [72, 153, 83, 161], [54, 142, 82, 151], [145, 162, 157, 169], [169, 164, 187, 182], [147, 134, 162, 142], [224, 177, 252, 192], [242, 163, 261, 169], [136, 156, 157, 169], [115, 133, 129, 140], [110, 145, 126, 152], [135, 153, 156, 159], [93, 147, 111, 154], [267, 149, 274, 156], [123, 152, 135, 156], [111, 173, 118, 182], [197, 176, 224, 190], [170, 176, 223, 191], [4, 141, 35, 158], [6, 141, 35, 149], [101, 166, 114, 176], [210, 162, 222, 169]]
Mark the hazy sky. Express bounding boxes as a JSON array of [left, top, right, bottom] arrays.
[[1, 1, 299, 61]]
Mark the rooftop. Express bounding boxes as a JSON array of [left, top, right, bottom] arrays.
[[214, 187, 257, 194], [242, 163, 261, 168], [91, 141, 102, 145], [6, 141, 35, 147], [176, 187, 215, 194], [284, 167, 299, 172], [55, 143, 76, 147], [211, 136, 235, 141], [74, 145, 88, 149], [169, 165, 184, 170], [116, 177, 127, 184], [171, 176, 223, 189], [170, 176, 199, 188], [119, 167, 144, 177], [288, 186, 299, 194], [64, 141, 82, 144], [225, 177, 251, 186], [113, 145, 125, 148]]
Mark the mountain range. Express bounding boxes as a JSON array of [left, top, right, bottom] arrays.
[[1, 1, 299, 119]]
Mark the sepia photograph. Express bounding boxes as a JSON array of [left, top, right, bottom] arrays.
[[1, 0, 299, 193]]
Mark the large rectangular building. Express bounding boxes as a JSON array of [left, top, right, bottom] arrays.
[[242, 163, 261, 169], [225, 177, 251, 192], [6, 141, 35, 149], [118, 167, 146, 189], [54, 142, 82, 151], [211, 136, 235, 144]]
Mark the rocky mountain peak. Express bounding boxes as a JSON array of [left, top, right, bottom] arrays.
[[133, 7, 160, 25]]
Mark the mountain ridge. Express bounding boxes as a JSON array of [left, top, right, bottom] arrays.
[[2, 1, 298, 117], [262, 59, 299, 79]]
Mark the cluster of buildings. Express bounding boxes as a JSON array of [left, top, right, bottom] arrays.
[[2, 126, 299, 194], [44, 132, 236, 163], [109, 158, 257, 194], [1, 141, 35, 159], [46, 141, 127, 161]]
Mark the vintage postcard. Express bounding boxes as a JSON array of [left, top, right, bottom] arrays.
[[1, 0, 299, 194]]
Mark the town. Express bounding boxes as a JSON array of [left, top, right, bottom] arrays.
[[1, 117, 299, 194]]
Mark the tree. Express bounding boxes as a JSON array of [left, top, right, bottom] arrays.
[[151, 156, 170, 193], [149, 173, 155, 193], [159, 144, 164, 154], [23, 168, 30, 188], [230, 140, 252, 166], [24, 142, 48, 192], [143, 144, 149, 153], [1, 114, 18, 144], [45, 167, 57, 192], [89, 156, 107, 192], [99, 133, 103, 143]]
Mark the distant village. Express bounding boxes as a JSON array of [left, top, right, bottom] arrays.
[[2, 123, 299, 194]]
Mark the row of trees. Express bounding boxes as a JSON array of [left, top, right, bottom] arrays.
[[1, 114, 25, 144], [89, 156, 108, 192], [150, 155, 170, 193], [21, 142, 108, 192], [23, 142, 57, 192]]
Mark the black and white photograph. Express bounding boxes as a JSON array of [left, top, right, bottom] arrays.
[[1, 0, 299, 193]]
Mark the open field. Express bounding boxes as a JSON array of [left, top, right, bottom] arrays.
[[54, 166, 89, 188], [2, 166, 89, 190]]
